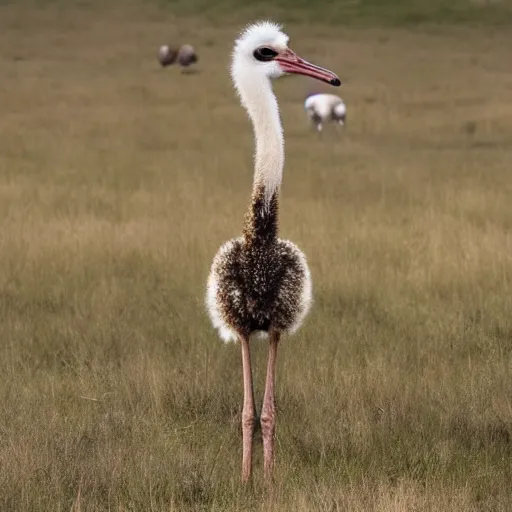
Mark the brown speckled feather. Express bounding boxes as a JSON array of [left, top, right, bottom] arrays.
[[210, 185, 309, 339]]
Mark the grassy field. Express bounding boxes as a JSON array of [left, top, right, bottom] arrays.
[[1, 1, 512, 510]]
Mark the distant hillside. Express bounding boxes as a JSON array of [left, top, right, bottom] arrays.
[[157, 0, 512, 26]]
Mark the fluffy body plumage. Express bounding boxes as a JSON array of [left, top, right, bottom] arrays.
[[206, 188, 312, 343], [304, 93, 347, 132]]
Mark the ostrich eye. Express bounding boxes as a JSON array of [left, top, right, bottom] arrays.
[[253, 46, 278, 62]]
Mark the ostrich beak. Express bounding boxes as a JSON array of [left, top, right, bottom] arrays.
[[276, 49, 341, 86]]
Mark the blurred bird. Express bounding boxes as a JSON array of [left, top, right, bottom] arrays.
[[177, 44, 198, 72], [304, 93, 346, 132], [157, 44, 179, 67]]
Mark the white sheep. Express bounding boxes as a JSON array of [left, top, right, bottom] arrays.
[[304, 93, 347, 132]]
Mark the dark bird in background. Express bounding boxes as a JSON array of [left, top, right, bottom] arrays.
[[157, 43, 198, 72], [177, 44, 198, 69], [157, 45, 179, 67]]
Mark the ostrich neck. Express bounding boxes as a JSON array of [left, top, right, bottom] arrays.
[[236, 73, 285, 203]]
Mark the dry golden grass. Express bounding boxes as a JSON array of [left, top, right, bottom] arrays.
[[1, 2, 512, 511]]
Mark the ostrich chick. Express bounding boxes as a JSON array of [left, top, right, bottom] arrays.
[[206, 21, 341, 483]]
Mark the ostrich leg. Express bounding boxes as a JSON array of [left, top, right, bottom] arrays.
[[261, 329, 280, 480], [240, 334, 256, 483]]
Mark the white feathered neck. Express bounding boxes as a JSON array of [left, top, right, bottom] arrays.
[[230, 22, 288, 203]]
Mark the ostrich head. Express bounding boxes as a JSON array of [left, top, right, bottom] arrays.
[[231, 21, 341, 88]]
